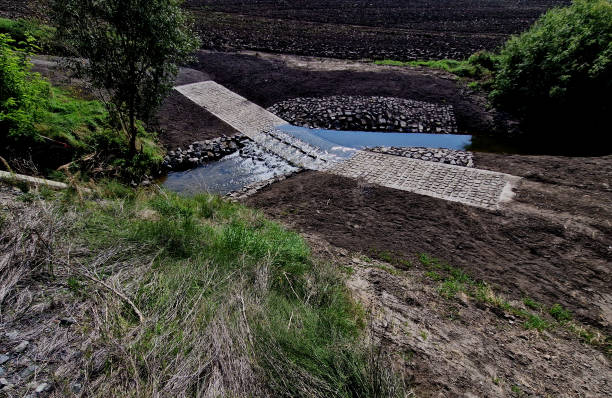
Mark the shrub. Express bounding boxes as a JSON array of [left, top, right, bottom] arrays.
[[0, 33, 50, 143], [490, 0, 612, 136]]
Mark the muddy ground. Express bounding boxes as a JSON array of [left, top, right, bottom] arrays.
[[185, 0, 568, 60]]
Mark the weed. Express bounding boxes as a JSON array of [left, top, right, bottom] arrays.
[[438, 279, 463, 299], [376, 264, 402, 276], [374, 57, 494, 80], [524, 314, 551, 331], [67, 277, 84, 295], [370, 249, 412, 269], [549, 303, 572, 322], [420, 331, 428, 341], [64, 188, 408, 396], [492, 377, 501, 385], [425, 270, 443, 281], [17, 192, 36, 203], [511, 384, 522, 396], [523, 297, 541, 310]]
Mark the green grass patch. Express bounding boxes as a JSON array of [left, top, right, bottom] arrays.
[[63, 189, 406, 396], [549, 303, 572, 323], [36, 87, 108, 149], [523, 314, 551, 331], [523, 297, 542, 311], [369, 248, 412, 269], [374, 51, 498, 82]]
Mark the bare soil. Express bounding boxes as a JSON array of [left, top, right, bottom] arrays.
[[305, 234, 611, 397], [154, 90, 239, 150], [244, 154, 612, 336]]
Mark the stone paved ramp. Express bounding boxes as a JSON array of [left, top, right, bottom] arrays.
[[331, 152, 520, 209], [175, 81, 520, 210]]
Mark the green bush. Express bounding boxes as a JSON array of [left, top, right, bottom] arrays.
[[490, 0, 612, 135], [0, 33, 50, 143]]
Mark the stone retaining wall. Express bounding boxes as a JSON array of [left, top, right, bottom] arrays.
[[267, 96, 458, 134], [368, 147, 473, 167]]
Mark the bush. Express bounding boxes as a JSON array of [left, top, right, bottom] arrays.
[[0, 33, 50, 143], [490, 0, 612, 136]]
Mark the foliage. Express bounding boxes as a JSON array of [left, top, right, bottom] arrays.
[[0, 17, 56, 52], [490, 0, 612, 134], [53, 0, 200, 156], [0, 33, 50, 143]]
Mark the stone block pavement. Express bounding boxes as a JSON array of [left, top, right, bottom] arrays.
[[175, 81, 521, 210], [330, 151, 520, 209]]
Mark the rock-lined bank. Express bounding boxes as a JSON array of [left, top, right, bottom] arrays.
[[267, 96, 458, 134], [368, 146, 473, 167], [162, 135, 248, 171]]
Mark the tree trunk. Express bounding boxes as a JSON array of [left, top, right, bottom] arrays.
[[128, 107, 136, 158]]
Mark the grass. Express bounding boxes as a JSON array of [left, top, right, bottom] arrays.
[[11, 187, 406, 396], [419, 254, 610, 352], [374, 52, 498, 83], [36, 87, 108, 150], [375, 59, 480, 78], [549, 303, 572, 322]]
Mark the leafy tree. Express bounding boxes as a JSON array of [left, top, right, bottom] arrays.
[[0, 33, 50, 144], [53, 0, 200, 156], [490, 0, 612, 136]]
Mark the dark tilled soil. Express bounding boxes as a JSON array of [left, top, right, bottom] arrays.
[[1, 0, 568, 61], [185, 0, 569, 60], [192, 51, 516, 136], [154, 90, 238, 150], [244, 154, 612, 334]]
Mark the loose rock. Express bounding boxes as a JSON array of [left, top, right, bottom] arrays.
[[13, 341, 29, 353], [162, 134, 248, 172]]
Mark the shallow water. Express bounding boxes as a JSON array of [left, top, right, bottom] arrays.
[[276, 124, 473, 151], [162, 142, 298, 196]]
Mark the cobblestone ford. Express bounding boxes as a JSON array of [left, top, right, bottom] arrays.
[[174, 81, 520, 209]]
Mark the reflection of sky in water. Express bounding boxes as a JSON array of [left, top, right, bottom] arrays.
[[277, 124, 472, 151], [162, 144, 298, 195]]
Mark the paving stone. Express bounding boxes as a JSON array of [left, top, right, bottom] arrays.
[[330, 151, 520, 210]]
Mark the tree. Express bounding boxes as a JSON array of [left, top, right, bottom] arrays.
[[53, 0, 200, 157], [490, 0, 612, 137]]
